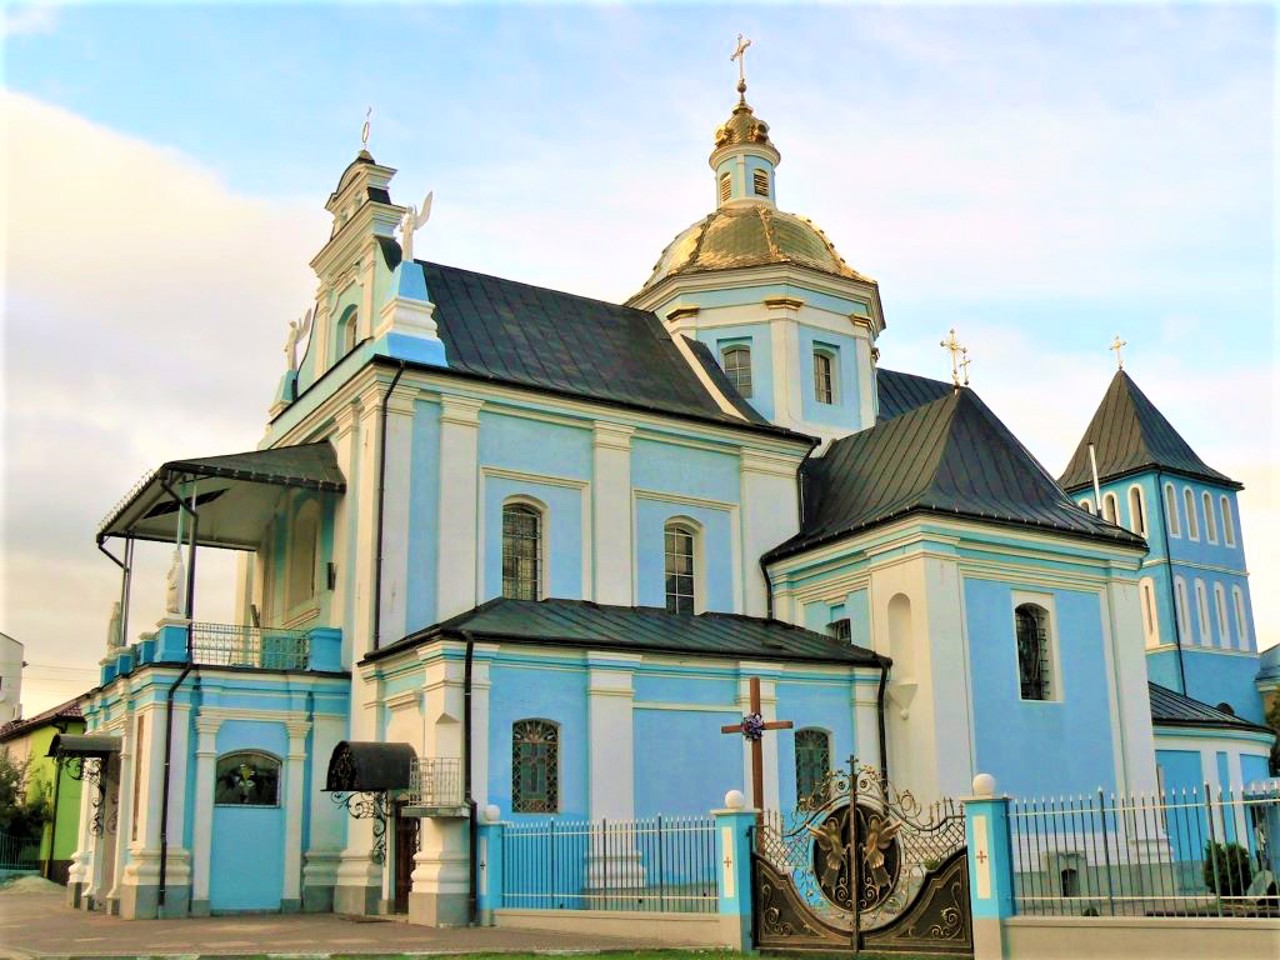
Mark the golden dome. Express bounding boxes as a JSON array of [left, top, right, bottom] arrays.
[[642, 203, 871, 290], [714, 100, 776, 153]]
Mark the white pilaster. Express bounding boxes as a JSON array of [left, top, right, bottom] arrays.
[[329, 402, 360, 667], [853, 676, 882, 771], [351, 387, 385, 657], [190, 716, 221, 910], [282, 720, 311, 906], [587, 653, 639, 820], [436, 396, 484, 619], [375, 384, 418, 646], [740, 450, 801, 619], [1103, 579, 1160, 796], [592, 424, 634, 605]]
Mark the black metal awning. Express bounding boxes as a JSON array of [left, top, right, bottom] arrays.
[[98, 442, 346, 550], [47, 734, 122, 760], [324, 740, 416, 792]]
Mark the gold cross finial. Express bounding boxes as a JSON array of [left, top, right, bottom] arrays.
[[1110, 334, 1127, 370], [959, 347, 971, 387], [731, 34, 752, 99], [361, 107, 372, 150], [940, 328, 968, 387]]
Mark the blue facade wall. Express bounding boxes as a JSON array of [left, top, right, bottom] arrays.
[[630, 439, 738, 503], [775, 679, 854, 811], [478, 412, 592, 481], [1179, 649, 1264, 724], [634, 497, 735, 612], [406, 400, 441, 633], [1241, 753, 1271, 786], [633, 707, 742, 817], [483, 478, 584, 601], [798, 326, 861, 429], [1155, 748, 1207, 862], [699, 324, 775, 421]]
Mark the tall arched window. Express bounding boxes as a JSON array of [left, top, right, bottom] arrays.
[[721, 346, 753, 398], [1220, 496, 1236, 547], [1140, 577, 1160, 647], [1194, 579, 1211, 646], [664, 522, 697, 614], [794, 728, 831, 809], [1183, 487, 1199, 539], [502, 502, 543, 600], [1202, 492, 1218, 544], [1128, 486, 1146, 536], [813, 350, 835, 405], [1015, 603, 1052, 701], [1174, 577, 1190, 638], [512, 719, 558, 813], [338, 306, 358, 356], [1214, 584, 1229, 647], [286, 500, 320, 611], [1102, 492, 1119, 525], [1164, 483, 1181, 537], [1232, 587, 1248, 650]]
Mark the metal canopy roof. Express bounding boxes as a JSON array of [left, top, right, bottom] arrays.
[[1148, 683, 1271, 735], [325, 741, 417, 792], [47, 733, 122, 759], [98, 442, 345, 550]]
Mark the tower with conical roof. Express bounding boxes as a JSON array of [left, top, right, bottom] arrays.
[[628, 53, 884, 445], [1061, 369, 1262, 723]]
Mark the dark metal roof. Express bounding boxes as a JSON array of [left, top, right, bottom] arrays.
[[375, 241, 780, 432], [877, 368, 954, 423], [1149, 683, 1272, 735], [47, 733, 121, 759], [1060, 370, 1239, 491], [325, 741, 416, 792], [366, 597, 888, 668], [768, 387, 1146, 561], [98, 442, 346, 548]]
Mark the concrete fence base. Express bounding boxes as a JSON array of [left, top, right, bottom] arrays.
[[1003, 915, 1280, 960], [494, 908, 734, 946]]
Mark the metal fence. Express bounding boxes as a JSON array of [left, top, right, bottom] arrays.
[[189, 622, 309, 670], [1010, 781, 1280, 918], [0, 830, 40, 872], [501, 814, 718, 913], [409, 757, 464, 808]]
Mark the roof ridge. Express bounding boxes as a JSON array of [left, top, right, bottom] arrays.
[[421, 260, 657, 320]]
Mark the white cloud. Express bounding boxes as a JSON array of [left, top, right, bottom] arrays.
[[1, 4, 58, 39]]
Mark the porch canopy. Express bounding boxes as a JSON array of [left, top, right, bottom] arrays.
[[47, 733, 122, 760], [325, 741, 416, 792], [97, 442, 346, 550]]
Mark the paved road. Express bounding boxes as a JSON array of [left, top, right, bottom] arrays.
[[0, 887, 654, 959]]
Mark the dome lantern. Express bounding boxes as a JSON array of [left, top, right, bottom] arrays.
[[711, 38, 780, 209]]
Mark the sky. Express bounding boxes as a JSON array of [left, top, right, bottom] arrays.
[[2, 3, 1275, 716]]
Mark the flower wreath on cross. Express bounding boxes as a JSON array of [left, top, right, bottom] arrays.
[[738, 712, 766, 741]]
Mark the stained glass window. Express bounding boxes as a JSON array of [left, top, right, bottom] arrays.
[[215, 751, 281, 806], [1015, 604, 1051, 701], [512, 719, 558, 813], [795, 728, 831, 809], [664, 524, 696, 615], [502, 503, 542, 600]]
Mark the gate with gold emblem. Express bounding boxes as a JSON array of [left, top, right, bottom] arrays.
[[752, 760, 973, 956]]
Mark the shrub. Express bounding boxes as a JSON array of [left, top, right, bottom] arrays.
[[1202, 841, 1254, 897]]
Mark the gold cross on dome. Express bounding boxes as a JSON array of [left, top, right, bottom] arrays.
[[1110, 335, 1127, 370], [731, 34, 752, 91], [361, 107, 372, 149], [940, 328, 968, 387]]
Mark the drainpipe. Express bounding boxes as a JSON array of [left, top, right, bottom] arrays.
[[157, 478, 200, 913], [876, 661, 890, 785], [372, 362, 407, 652], [461, 630, 478, 926], [1155, 469, 1189, 695]]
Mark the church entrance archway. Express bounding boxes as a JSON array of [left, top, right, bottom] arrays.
[[209, 751, 286, 911], [752, 759, 972, 956], [392, 804, 420, 914]]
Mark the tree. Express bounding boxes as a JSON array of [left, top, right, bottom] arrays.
[[1266, 697, 1279, 777], [1202, 841, 1254, 898], [0, 750, 50, 841]]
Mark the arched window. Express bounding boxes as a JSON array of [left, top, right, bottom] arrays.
[[512, 719, 558, 813], [1102, 492, 1119, 525], [1128, 486, 1146, 536], [813, 350, 835, 405], [1202, 492, 1218, 544], [1214, 584, 1229, 647], [286, 500, 320, 611], [338, 306, 358, 357], [1183, 487, 1199, 539], [1164, 483, 1181, 537], [1140, 577, 1160, 647], [1221, 496, 1236, 547], [1079, 498, 1094, 515], [664, 521, 697, 614], [1174, 577, 1190, 638], [502, 502, 543, 601], [719, 173, 731, 204], [215, 751, 281, 806], [721, 345, 753, 398], [1232, 587, 1248, 650], [1194, 579, 1211, 646], [1015, 603, 1052, 701], [794, 728, 831, 809]]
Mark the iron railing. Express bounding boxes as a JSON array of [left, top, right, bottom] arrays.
[[189, 622, 309, 670], [501, 814, 718, 913], [1010, 780, 1280, 918], [0, 830, 40, 871], [409, 758, 464, 809]]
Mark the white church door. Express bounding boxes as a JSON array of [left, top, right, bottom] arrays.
[[209, 751, 286, 911]]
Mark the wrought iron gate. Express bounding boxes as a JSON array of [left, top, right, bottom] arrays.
[[752, 761, 973, 956]]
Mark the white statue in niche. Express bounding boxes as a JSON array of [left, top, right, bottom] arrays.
[[397, 191, 433, 264], [106, 601, 122, 650], [165, 547, 185, 616], [284, 307, 314, 372]]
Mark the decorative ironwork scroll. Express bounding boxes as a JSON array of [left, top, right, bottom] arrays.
[[331, 791, 390, 865], [753, 757, 973, 956], [62, 757, 109, 837]]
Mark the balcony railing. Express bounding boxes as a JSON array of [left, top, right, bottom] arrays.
[[409, 757, 464, 810], [189, 622, 310, 670]]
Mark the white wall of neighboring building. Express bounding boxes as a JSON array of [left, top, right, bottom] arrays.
[[0, 632, 25, 724]]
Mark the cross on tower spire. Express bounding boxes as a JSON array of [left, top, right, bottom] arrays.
[[1110, 334, 1127, 370], [730, 34, 752, 101], [940, 328, 968, 387]]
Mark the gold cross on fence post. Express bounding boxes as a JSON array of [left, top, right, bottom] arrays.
[[721, 676, 793, 824]]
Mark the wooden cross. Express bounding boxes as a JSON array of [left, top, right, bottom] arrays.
[[721, 676, 793, 820], [1110, 334, 1127, 370]]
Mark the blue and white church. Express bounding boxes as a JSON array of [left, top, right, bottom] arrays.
[[66, 73, 1276, 924]]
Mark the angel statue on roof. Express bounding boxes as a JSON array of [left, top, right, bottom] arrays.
[[398, 191, 433, 263], [284, 307, 314, 373]]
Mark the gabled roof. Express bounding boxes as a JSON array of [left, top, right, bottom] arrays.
[[1060, 370, 1239, 491], [767, 387, 1146, 561], [877, 368, 954, 423], [1149, 682, 1272, 735], [375, 242, 792, 436], [365, 597, 888, 668], [0, 696, 83, 744]]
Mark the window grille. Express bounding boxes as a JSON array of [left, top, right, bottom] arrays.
[[1015, 603, 1051, 700], [753, 169, 769, 197], [721, 346, 752, 398], [664, 524, 696, 614], [512, 719, 558, 813], [502, 503, 542, 600], [813, 352, 834, 404], [794, 729, 830, 809]]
